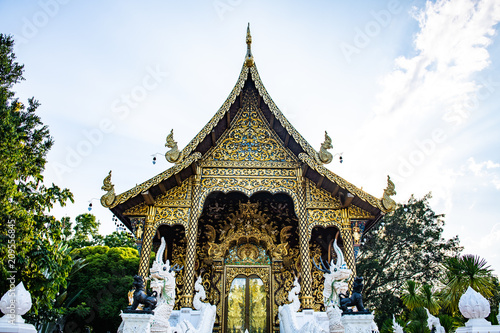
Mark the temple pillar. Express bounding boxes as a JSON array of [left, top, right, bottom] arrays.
[[297, 168, 314, 309], [138, 206, 156, 279], [340, 208, 356, 278], [181, 172, 202, 308]]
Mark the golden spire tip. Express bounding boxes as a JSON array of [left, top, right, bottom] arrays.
[[245, 23, 254, 67]]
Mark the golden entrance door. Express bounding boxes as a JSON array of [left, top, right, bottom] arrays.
[[224, 266, 271, 333]]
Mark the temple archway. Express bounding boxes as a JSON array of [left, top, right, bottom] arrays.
[[196, 191, 299, 332]]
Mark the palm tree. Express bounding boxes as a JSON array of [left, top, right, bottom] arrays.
[[402, 280, 423, 311], [441, 255, 496, 314], [406, 307, 430, 333], [420, 284, 441, 315]]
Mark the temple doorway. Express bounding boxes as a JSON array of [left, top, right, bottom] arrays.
[[225, 266, 270, 333]]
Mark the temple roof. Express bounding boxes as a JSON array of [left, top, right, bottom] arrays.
[[102, 26, 395, 233]]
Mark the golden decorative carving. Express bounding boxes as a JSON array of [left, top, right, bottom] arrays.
[[307, 209, 342, 228], [200, 160, 299, 169], [348, 205, 374, 219], [208, 202, 289, 262], [310, 245, 325, 311], [201, 177, 297, 192], [205, 89, 297, 164], [352, 221, 362, 245], [299, 153, 390, 213], [100, 170, 116, 208], [225, 266, 270, 294], [155, 177, 192, 207], [315, 131, 333, 165], [165, 129, 183, 164], [154, 207, 190, 227], [109, 152, 202, 208], [306, 179, 342, 209], [123, 203, 148, 216], [202, 168, 296, 178], [382, 175, 397, 212]]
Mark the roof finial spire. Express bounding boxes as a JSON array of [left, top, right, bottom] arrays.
[[245, 23, 254, 67]]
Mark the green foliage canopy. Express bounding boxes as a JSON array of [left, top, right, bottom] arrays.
[[0, 34, 73, 320], [64, 246, 141, 333], [357, 194, 462, 324]]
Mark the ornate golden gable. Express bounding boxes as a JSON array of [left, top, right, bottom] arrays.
[[203, 89, 297, 167]]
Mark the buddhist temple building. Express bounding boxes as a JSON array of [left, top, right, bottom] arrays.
[[101, 25, 396, 332]]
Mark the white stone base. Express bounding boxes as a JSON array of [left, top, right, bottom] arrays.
[[341, 313, 375, 333], [294, 309, 330, 332], [169, 308, 202, 330], [120, 312, 154, 333], [456, 325, 500, 333], [0, 315, 36, 333]]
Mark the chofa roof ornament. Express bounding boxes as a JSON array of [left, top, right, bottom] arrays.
[[382, 175, 396, 212]]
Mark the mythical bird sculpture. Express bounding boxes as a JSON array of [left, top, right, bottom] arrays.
[[100, 170, 116, 207], [165, 129, 183, 163], [382, 175, 397, 211], [316, 131, 334, 164]]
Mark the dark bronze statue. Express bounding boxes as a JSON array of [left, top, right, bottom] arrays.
[[126, 275, 157, 313], [339, 277, 370, 314]]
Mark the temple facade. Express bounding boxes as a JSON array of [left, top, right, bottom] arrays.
[[101, 26, 396, 333]]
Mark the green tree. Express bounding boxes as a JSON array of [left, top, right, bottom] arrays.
[[102, 231, 136, 248], [63, 246, 142, 333], [68, 213, 103, 248], [441, 254, 496, 315], [357, 194, 462, 325], [0, 34, 73, 322]]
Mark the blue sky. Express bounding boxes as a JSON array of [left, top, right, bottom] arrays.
[[1, 0, 500, 274]]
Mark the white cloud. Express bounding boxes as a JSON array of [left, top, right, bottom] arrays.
[[351, 0, 500, 201], [375, 0, 500, 119], [478, 223, 500, 250], [467, 157, 500, 189]]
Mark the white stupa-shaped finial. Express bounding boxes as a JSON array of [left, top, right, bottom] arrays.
[[0, 282, 36, 332], [458, 287, 491, 327], [0, 282, 32, 324]]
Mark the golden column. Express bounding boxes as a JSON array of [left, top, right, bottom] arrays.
[[138, 205, 156, 279], [340, 208, 356, 278], [181, 171, 202, 308], [296, 168, 314, 309]]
